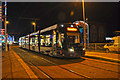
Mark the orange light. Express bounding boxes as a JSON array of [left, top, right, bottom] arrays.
[[67, 27, 78, 31], [1, 29, 5, 35], [32, 22, 36, 25], [6, 21, 9, 24]]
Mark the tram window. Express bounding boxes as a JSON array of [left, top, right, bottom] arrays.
[[67, 36, 75, 44], [26, 38, 29, 45], [61, 33, 64, 43], [66, 32, 80, 44], [62, 39, 67, 50], [35, 37, 38, 46], [40, 35, 52, 47], [67, 35, 80, 44], [32, 37, 35, 46]]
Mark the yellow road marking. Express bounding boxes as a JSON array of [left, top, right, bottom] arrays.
[[12, 50, 39, 79]]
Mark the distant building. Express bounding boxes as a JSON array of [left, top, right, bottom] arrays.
[[74, 21, 107, 43], [89, 21, 107, 43]]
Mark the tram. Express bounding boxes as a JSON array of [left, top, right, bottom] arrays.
[[19, 23, 85, 58]]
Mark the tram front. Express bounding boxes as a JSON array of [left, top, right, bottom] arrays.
[[58, 24, 85, 58]]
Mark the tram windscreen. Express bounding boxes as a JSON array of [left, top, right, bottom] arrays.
[[66, 33, 80, 45]]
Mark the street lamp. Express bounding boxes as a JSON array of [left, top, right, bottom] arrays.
[[6, 21, 9, 24], [32, 22, 36, 32], [5, 20, 9, 51]]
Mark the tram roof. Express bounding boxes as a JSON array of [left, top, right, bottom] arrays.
[[40, 24, 57, 33], [20, 23, 76, 38]]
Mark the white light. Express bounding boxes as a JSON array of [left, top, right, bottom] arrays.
[[106, 37, 113, 40], [76, 23, 79, 25], [69, 48, 74, 52], [71, 25, 73, 27], [0, 43, 2, 46], [83, 48, 85, 50], [61, 24, 64, 27]]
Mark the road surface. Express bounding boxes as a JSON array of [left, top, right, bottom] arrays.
[[4, 46, 119, 80]]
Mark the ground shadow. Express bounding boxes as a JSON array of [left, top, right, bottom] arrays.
[[12, 47, 86, 66]]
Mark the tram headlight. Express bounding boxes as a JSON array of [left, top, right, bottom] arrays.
[[83, 48, 85, 50], [69, 48, 74, 52]]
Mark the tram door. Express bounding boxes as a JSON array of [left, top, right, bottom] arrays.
[[35, 35, 39, 52], [58, 33, 64, 48], [26, 37, 29, 49], [52, 30, 57, 55]]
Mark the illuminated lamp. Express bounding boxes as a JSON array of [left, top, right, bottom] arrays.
[[1, 29, 5, 35], [61, 24, 64, 27], [67, 27, 78, 31], [70, 25, 73, 27], [75, 23, 79, 26], [42, 36, 44, 38], [6, 21, 9, 24]]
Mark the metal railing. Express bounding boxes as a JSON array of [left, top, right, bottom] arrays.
[[86, 43, 106, 52]]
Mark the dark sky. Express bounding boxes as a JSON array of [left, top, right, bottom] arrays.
[[3, 2, 120, 40]]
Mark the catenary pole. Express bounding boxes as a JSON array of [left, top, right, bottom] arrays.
[[82, 0, 86, 50]]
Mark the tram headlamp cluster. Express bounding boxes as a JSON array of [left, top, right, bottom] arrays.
[[61, 24, 64, 27], [83, 48, 85, 50], [69, 48, 74, 52]]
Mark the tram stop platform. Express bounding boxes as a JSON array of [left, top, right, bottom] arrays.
[[85, 51, 120, 63], [2, 47, 31, 80]]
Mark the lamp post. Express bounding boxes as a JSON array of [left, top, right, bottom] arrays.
[[86, 18, 89, 45], [5, 20, 9, 51], [5, 0, 9, 51], [82, 0, 87, 50], [32, 22, 36, 32]]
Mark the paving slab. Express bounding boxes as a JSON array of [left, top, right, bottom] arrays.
[[85, 52, 120, 63], [2, 48, 30, 79]]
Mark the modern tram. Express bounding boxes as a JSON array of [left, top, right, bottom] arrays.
[[19, 23, 85, 58]]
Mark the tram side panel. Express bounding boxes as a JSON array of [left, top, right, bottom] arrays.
[[29, 36, 39, 52], [19, 37, 22, 47], [25, 37, 29, 49], [34, 35, 39, 52], [40, 33, 53, 53], [21, 37, 25, 48]]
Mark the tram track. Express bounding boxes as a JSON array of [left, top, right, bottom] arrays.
[[13, 49, 53, 80], [38, 54, 120, 75], [13, 47, 119, 79], [34, 52, 120, 78], [19, 47, 119, 74], [68, 58, 119, 74], [27, 60, 91, 80], [13, 47, 92, 79], [31, 50, 119, 74], [38, 55, 92, 79], [27, 61, 54, 80]]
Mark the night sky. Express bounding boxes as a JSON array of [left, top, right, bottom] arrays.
[[2, 2, 120, 41]]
